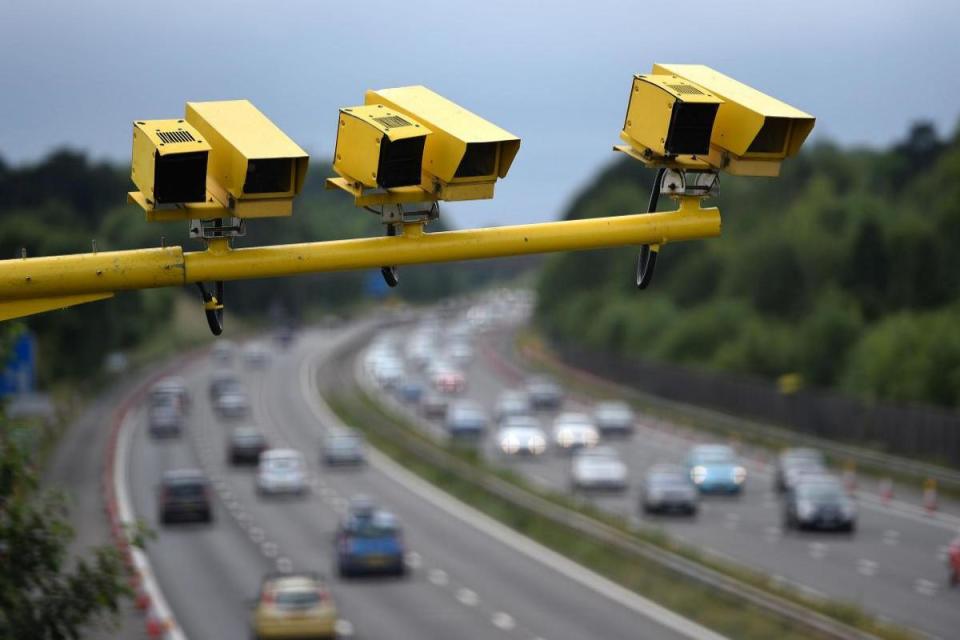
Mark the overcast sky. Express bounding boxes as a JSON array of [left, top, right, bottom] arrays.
[[2, 0, 958, 227]]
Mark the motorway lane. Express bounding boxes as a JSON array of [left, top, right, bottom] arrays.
[[375, 320, 960, 639], [128, 325, 704, 640]]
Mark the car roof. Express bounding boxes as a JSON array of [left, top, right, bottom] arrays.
[[595, 400, 630, 410], [231, 426, 264, 438], [264, 574, 322, 591], [262, 448, 302, 459], [161, 469, 207, 484]]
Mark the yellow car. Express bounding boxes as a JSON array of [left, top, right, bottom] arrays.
[[251, 573, 338, 639]]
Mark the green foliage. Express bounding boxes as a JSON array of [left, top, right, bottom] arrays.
[[0, 439, 130, 639], [536, 119, 960, 407]]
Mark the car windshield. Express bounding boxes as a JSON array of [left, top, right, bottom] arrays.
[[266, 457, 301, 471], [165, 483, 205, 497], [329, 437, 360, 450], [275, 589, 320, 609], [693, 448, 734, 463], [649, 473, 688, 488], [347, 513, 399, 538], [234, 433, 263, 444], [797, 484, 845, 501]]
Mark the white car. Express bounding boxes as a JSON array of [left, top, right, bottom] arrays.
[[242, 342, 271, 369], [571, 446, 628, 491], [257, 449, 309, 495], [552, 412, 599, 452], [214, 389, 249, 419], [372, 359, 404, 387], [210, 339, 236, 366], [496, 416, 547, 456], [494, 391, 531, 424], [592, 401, 635, 436]]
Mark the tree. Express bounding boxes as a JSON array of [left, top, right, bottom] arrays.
[[0, 438, 130, 639]]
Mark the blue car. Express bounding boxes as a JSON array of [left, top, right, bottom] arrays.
[[686, 444, 747, 494], [336, 501, 406, 577]]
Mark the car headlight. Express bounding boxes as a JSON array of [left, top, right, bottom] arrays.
[[500, 436, 518, 454], [585, 431, 599, 446], [797, 500, 816, 519], [691, 466, 708, 484], [558, 431, 573, 447], [732, 466, 747, 484]]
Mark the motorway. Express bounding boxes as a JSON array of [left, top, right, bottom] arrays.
[[120, 323, 716, 640], [367, 314, 960, 640]]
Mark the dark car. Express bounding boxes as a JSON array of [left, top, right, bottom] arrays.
[[322, 432, 366, 467], [336, 502, 406, 578], [157, 469, 212, 524], [783, 478, 856, 532], [526, 376, 563, 410], [148, 405, 183, 438], [640, 464, 698, 515], [774, 448, 825, 492], [395, 380, 425, 404], [445, 401, 488, 440], [227, 426, 268, 465], [420, 391, 448, 419]]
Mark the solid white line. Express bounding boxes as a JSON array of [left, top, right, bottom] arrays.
[[115, 409, 187, 640], [300, 348, 729, 640]]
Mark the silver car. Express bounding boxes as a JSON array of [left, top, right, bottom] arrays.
[[592, 401, 635, 436], [571, 446, 628, 491], [641, 464, 698, 515], [494, 391, 532, 424], [257, 449, 308, 496], [496, 416, 547, 456], [552, 412, 599, 452]]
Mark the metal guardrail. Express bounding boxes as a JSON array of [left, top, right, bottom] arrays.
[[322, 330, 883, 640]]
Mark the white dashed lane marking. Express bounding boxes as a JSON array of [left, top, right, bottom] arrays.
[[261, 541, 279, 558], [857, 559, 878, 577], [882, 530, 900, 546], [405, 551, 422, 570], [335, 619, 355, 637], [914, 578, 939, 597], [491, 611, 516, 630], [276, 556, 293, 573], [456, 587, 479, 606], [428, 569, 449, 586], [808, 542, 828, 560], [249, 526, 265, 544]]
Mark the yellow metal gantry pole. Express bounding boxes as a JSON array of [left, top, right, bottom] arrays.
[[0, 198, 719, 321]]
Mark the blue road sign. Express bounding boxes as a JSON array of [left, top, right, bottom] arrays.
[[0, 331, 36, 398]]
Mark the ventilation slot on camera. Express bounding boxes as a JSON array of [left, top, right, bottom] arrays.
[[374, 115, 413, 129], [667, 84, 704, 96], [157, 130, 197, 144]]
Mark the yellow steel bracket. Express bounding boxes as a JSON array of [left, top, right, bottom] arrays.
[[324, 177, 435, 208]]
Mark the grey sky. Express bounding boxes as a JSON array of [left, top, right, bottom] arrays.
[[2, 0, 958, 227]]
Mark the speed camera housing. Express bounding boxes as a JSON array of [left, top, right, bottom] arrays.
[[333, 104, 431, 189], [652, 64, 815, 176], [365, 86, 520, 201], [130, 119, 211, 207], [185, 100, 309, 218]]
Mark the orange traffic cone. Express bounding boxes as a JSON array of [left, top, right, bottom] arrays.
[[879, 477, 894, 505], [842, 460, 858, 495], [923, 478, 938, 516], [145, 605, 168, 638]]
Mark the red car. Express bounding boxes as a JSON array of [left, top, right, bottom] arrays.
[[949, 536, 960, 586]]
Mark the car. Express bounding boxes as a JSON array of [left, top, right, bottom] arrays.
[[783, 477, 856, 532], [526, 376, 563, 410], [257, 449, 309, 496], [242, 342, 271, 369], [551, 412, 600, 452], [210, 339, 236, 366], [420, 391, 449, 419], [774, 448, 825, 492], [640, 464, 699, 515], [494, 390, 531, 424], [273, 325, 296, 349], [446, 341, 474, 366], [209, 371, 241, 402], [150, 376, 190, 413], [592, 401, 635, 436], [336, 501, 406, 577], [157, 469, 212, 524], [395, 380, 425, 404], [496, 416, 547, 456], [686, 444, 747, 494], [213, 388, 250, 420], [372, 358, 404, 388], [430, 366, 465, 394], [148, 405, 183, 438], [570, 446, 628, 491], [321, 432, 366, 466], [227, 426, 268, 465], [251, 572, 337, 639], [445, 400, 488, 440], [780, 458, 829, 494], [948, 535, 960, 587]]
